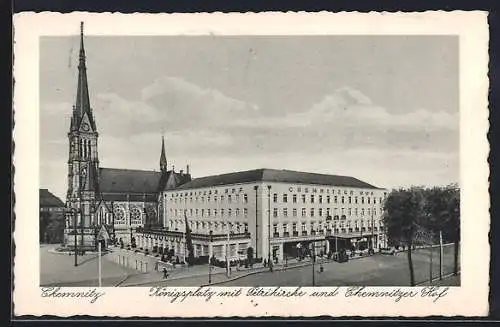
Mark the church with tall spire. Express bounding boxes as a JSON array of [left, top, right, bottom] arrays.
[[64, 22, 192, 250]]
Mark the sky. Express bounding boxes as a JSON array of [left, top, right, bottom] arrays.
[[40, 35, 459, 200]]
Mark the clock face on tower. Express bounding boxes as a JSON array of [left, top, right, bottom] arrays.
[[82, 123, 90, 131]]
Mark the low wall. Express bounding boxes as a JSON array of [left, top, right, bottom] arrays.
[[105, 249, 162, 273]]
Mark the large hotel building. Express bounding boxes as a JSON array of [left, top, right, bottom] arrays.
[[136, 170, 387, 262], [62, 23, 388, 263]]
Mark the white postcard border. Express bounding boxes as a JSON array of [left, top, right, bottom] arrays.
[[13, 11, 490, 317]]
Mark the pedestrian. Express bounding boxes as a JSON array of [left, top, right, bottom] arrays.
[[163, 267, 169, 279]]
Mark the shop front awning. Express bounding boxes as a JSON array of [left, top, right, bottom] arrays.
[[326, 232, 381, 240]]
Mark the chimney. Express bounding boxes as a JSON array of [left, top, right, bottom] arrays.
[[186, 164, 190, 175], [180, 169, 184, 176], [172, 165, 175, 172]]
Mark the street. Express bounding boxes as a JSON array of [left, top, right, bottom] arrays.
[[40, 244, 140, 287], [214, 245, 459, 287], [40, 244, 459, 287]]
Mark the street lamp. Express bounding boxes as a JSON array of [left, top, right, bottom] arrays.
[[208, 230, 213, 284], [267, 185, 273, 272], [253, 185, 259, 260]]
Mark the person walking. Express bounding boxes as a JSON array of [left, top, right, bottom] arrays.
[[163, 267, 169, 279]]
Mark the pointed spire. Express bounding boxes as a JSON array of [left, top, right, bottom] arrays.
[[160, 133, 168, 172], [72, 21, 96, 132]]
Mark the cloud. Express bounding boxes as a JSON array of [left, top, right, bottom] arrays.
[[40, 81, 459, 199]]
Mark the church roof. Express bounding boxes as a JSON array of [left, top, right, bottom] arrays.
[[39, 189, 65, 207], [98, 168, 192, 197], [174, 168, 382, 190], [99, 168, 163, 194]]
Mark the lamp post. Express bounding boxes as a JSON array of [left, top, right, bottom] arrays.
[[371, 207, 375, 254], [208, 230, 213, 284], [253, 185, 259, 260], [267, 185, 273, 272], [312, 242, 316, 286]]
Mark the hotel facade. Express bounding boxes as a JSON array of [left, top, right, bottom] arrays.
[[136, 169, 388, 263]]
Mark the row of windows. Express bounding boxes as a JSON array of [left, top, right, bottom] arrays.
[[168, 206, 383, 219], [273, 220, 383, 233], [169, 187, 245, 198], [170, 208, 248, 218], [273, 207, 383, 218], [274, 193, 383, 205], [168, 220, 249, 233], [169, 194, 249, 204]]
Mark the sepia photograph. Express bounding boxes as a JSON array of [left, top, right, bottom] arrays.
[[39, 22, 461, 288]]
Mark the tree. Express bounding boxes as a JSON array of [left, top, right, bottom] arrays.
[[247, 247, 254, 267], [383, 187, 426, 286], [424, 184, 460, 275]]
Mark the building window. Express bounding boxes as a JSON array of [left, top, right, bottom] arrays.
[[361, 208, 365, 216], [293, 208, 297, 217], [236, 208, 240, 216], [348, 208, 352, 216], [273, 208, 278, 217], [283, 208, 288, 217], [244, 208, 248, 217], [207, 209, 211, 216], [283, 194, 288, 203], [273, 193, 278, 203], [244, 223, 248, 232], [221, 209, 224, 216], [282, 224, 288, 233], [301, 208, 306, 217], [341, 196, 345, 204], [334, 196, 338, 204], [228, 195, 232, 203], [318, 208, 323, 217], [355, 208, 358, 216], [319, 195, 323, 203], [368, 197, 371, 204], [326, 208, 330, 216], [273, 224, 278, 234], [301, 194, 306, 203], [348, 196, 352, 204], [292, 223, 297, 232], [293, 194, 297, 203], [228, 209, 232, 217], [310, 208, 315, 217], [235, 194, 240, 203], [327, 195, 330, 204], [310, 195, 315, 203], [243, 194, 248, 203], [361, 197, 364, 204], [221, 195, 224, 202], [301, 222, 306, 231]]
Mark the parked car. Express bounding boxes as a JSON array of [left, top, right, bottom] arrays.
[[380, 247, 396, 255]]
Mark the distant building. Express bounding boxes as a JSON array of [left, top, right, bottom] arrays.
[[40, 189, 65, 243], [40, 189, 65, 213]]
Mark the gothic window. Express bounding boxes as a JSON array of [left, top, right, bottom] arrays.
[[113, 205, 126, 224], [79, 139, 83, 158], [130, 206, 142, 225]]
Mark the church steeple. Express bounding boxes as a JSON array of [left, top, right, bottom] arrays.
[[160, 134, 168, 172], [71, 21, 96, 132]]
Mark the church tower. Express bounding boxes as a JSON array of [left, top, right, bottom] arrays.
[[65, 22, 99, 250], [160, 134, 167, 173]]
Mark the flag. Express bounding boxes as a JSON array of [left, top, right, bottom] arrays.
[[184, 211, 194, 266]]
